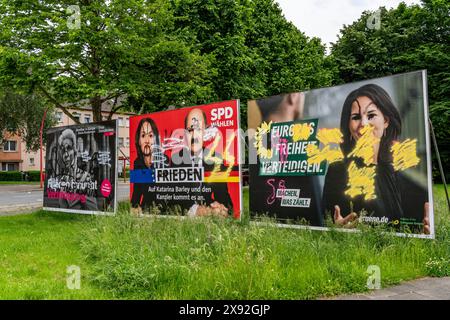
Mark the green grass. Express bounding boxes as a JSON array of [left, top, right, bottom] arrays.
[[0, 212, 113, 299], [0, 185, 448, 299]]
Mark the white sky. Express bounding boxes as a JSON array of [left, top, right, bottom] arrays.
[[276, 0, 421, 48]]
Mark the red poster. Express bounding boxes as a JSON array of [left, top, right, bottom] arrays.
[[130, 100, 242, 219]]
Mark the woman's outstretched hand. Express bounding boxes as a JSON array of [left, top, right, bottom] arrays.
[[423, 202, 430, 235], [334, 205, 358, 228]]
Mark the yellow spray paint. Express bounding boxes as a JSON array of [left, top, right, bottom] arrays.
[[391, 139, 420, 171], [306, 128, 344, 164], [348, 125, 379, 165], [316, 128, 343, 145], [254, 121, 273, 159], [345, 160, 377, 200], [306, 144, 344, 165], [204, 133, 236, 183], [292, 123, 312, 142]]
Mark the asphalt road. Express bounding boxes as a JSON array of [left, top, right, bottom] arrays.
[[0, 183, 130, 214]]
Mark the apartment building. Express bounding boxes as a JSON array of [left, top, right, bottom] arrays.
[[0, 133, 22, 172], [0, 103, 134, 173]]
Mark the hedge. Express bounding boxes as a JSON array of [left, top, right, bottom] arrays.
[[27, 170, 41, 182], [0, 170, 41, 182], [0, 171, 23, 181]]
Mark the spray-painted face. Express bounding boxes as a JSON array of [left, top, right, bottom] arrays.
[[349, 96, 389, 141], [186, 109, 205, 155], [139, 121, 155, 157]]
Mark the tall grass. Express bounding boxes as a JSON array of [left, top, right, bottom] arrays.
[[80, 187, 450, 299]]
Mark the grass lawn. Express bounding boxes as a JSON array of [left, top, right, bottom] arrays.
[[0, 185, 448, 299], [0, 212, 112, 299]]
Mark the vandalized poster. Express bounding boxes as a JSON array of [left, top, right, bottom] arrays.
[[43, 120, 118, 214], [248, 71, 434, 238], [129, 100, 242, 219]]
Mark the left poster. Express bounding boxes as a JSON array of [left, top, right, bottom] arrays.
[[43, 120, 118, 215]]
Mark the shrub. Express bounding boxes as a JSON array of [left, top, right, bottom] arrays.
[[119, 168, 130, 178], [0, 171, 22, 181], [425, 257, 450, 277], [27, 170, 41, 181]]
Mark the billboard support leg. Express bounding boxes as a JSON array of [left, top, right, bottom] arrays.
[[429, 118, 450, 211], [39, 108, 48, 189]]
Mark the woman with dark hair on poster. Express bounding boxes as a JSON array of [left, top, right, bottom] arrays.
[[131, 117, 167, 213], [322, 84, 430, 233]]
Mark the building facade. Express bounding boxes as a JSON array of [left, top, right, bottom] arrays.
[[0, 133, 22, 172], [0, 105, 134, 173]]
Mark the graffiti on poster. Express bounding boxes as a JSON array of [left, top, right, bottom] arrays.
[[248, 71, 434, 237], [130, 100, 242, 219], [43, 120, 118, 214]]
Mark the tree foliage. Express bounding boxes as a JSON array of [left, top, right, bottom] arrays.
[[0, 0, 213, 122], [0, 90, 55, 151], [331, 0, 450, 181], [171, 0, 333, 98], [0, 0, 333, 149], [0, 0, 333, 127], [171, 0, 334, 129]]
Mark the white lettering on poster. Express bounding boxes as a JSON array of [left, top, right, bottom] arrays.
[[276, 189, 300, 199], [280, 198, 311, 208]]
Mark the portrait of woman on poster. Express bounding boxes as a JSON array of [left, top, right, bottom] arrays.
[[322, 84, 430, 234], [131, 117, 168, 213]]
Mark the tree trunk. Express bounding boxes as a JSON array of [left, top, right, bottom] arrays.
[[91, 96, 103, 122]]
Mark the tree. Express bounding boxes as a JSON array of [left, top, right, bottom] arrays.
[[124, 39, 215, 114], [171, 0, 266, 103], [330, 0, 450, 181], [0, 90, 55, 151], [0, 0, 213, 122], [246, 0, 333, 96], [171, 0, 334, 129]]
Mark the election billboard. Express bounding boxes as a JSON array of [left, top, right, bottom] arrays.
[[130, 100, 242, 219], [248, 70, 434, 237], [43, 120, 118, 215]]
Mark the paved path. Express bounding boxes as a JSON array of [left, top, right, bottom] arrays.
[[331, 277, 450, 300], [0, 183, 130, 215]]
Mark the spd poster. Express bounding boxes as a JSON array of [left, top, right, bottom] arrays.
[[130, 100, 242, 219]]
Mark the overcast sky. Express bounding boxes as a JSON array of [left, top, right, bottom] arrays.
[[275, 0, 421, 48]]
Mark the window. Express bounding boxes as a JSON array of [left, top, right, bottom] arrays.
[[125, 118, 130, 128], [118, 117, 124, 127], [125, 137, 130, 147], [3, 141, 17, 152], [1, 162, 19, 171], [118, 137, 124, 147], [84, 115, 91, 123], [29, 158, 35, 166], [55, 111, 63, 123], [73, 112, 81, 122]]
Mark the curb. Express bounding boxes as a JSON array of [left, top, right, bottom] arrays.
[[324, 277, 450, 300], [0, 203, 43, 216]]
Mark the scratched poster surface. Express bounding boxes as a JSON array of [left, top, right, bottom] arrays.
[[129, 100, 242, 219], [248, 71, 434, 237], [43, 120, 118, 214]]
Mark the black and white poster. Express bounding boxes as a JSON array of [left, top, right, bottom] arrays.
[[43, 120, 118, 215]]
